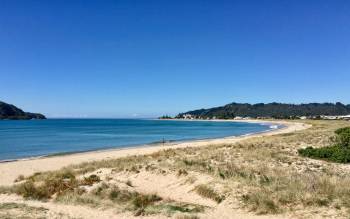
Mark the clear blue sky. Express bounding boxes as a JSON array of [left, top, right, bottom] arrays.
[[1, 0, 349, 118]]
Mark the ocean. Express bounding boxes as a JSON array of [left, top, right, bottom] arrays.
[[0, 119, 277, 161]]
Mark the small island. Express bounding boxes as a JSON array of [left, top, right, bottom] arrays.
[[0, 101, 46, 120], [158, 115, 173, 119]]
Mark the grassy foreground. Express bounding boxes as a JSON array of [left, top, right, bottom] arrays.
[[1, 120, 350, 218]]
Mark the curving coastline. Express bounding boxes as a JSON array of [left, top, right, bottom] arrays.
[[0, 120, 310, 186], [0, 118, 272, 162]]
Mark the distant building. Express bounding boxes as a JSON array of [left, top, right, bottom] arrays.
[[182, 114, 194, 120], [321, 115, 338, 120], [320, 115, 350, 120], [340, 115, 350, 121]]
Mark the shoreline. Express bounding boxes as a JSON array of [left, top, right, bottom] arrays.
[[0, 120, 309, 186], [0, 119, 280, 163]]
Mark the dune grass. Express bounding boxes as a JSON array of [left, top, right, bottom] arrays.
[[0, 202, 49, 219], [6, 167, 204, 217], [55, 182, 203, 216], [194, 184, 225, 203]]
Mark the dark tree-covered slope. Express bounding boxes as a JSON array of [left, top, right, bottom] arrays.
[[0, 101, 46, 120], [177, 102, 350, 119]]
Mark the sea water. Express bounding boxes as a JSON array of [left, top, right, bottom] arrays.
[[0, 119, 277, 161]]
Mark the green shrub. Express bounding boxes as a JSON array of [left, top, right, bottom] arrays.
[[298, 127, 350, 163], [298, 146, 350, 163], [335, 127, 350, 147]]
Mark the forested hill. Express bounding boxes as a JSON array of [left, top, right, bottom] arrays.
[[0, 101, 46, 120], [176, 102, 350, 119]]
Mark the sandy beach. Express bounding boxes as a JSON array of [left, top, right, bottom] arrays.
[[0, 120, 308, 186], [3, 119, 350, 219]]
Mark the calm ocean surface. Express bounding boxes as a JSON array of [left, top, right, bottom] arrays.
[[0, 119, 276, 161]]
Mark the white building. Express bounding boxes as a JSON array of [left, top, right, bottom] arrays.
[[182, 114, 194, 120], [321, 115, 350, 120], [340, 115, 350, 121]]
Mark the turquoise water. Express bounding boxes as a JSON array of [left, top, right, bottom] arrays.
[[0, 119, 276, 161]]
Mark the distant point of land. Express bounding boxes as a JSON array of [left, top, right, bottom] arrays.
[[0, 101, 46, 120]]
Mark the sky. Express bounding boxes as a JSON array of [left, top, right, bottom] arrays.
[[0, 0, 349, 118]]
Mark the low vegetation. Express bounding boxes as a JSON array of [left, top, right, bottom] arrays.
[[194, 184, 224, 203], [0, 202, 49, 218], [56, 183, 204, 216], [299, 127, 350, 163], [335, 127, 350, 147], [298, 146, 350, 163], [2, 168, 204, 217], [13, 169, 78, 200]]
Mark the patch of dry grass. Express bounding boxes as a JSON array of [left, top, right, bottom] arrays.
[[9, 167, 205, 217], [13, 169, 78, 200], [0, 202, 49, 219], [194, 184, 224, 203], [56, 182, 204, 216]]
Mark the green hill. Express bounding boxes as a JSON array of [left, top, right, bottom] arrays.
[[0, 101, 46, 120], [176, 102, 350, 119]]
